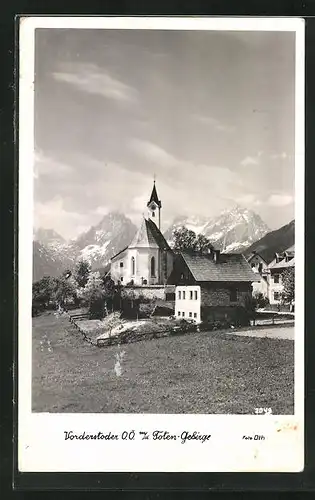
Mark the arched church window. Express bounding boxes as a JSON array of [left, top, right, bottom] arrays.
[[131, 256, 135, 276], [151, 256, 156, 277]]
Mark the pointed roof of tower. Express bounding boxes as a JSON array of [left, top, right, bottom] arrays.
[[147, 181, 162, 208], [129, 217, 171, 250]]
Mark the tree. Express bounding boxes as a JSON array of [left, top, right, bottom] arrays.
[[194, 233, 214, 253], [173, 226, 214, 254], [74, 259, 91, 288], [173, 227, 196, 251], [102, 274, 116, 298], [78, 271, 106, 319], [281, 267, 295, 303], [53, 276, 77, 307], [32, 276, 56, 309]]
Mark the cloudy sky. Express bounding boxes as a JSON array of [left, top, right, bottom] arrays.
[[34, 28, 295, 240]]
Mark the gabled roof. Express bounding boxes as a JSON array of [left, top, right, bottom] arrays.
[[247, 252, 268, 264], [110, 246, 129, 261], [285, 244, 295, 253], [270, 257, 295, 270], [147, 182, 162, 208], [146, 218, 171, 251], [129, 218, 171, 251], [180, 251, 260, 282]]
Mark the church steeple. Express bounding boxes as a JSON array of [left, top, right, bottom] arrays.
[[147, 180, 162, 229]]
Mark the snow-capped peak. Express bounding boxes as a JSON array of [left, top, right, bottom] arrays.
[[164, 206, 270, 252]]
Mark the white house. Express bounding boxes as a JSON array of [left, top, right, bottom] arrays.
[[175, 285, 201, 322], [172, 251, 258, 325], [246, 251, 269, 297], [268, 245, 295, 305]]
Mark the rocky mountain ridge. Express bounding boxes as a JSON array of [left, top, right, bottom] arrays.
[[33, 206, 289, 282]]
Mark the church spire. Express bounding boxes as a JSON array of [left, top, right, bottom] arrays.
[[147, 180, 162, 209], [147, 179, 162, 229]]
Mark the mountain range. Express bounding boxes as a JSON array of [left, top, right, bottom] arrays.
[[244, 219, 295, 264], [164, 206, 269, 253], [33, 206, 293, 282]]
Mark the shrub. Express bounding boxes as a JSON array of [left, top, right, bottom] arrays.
[[253, 292, 270, 309], [88, 290, 106, 319], [139, 302, 155, 318]]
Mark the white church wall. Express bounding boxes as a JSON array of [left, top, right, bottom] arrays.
[[110, 249, 128, 284]]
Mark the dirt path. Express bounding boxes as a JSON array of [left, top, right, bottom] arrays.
[[225, 325, 294, 340]]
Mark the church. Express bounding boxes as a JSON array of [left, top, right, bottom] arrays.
[[110, 182, 174, 286]]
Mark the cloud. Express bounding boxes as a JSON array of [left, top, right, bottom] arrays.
[[52, 62, 138, 103], [193, 114, 235, 133], [215, 124, 235, 132], [271, 152, 289, 160], [267, 194, 294, 207], [240, 155, 260, 166], [93, 206, 110, 216], [236, 194, 261, 206], [34, 150, 74, 179], [131, 193, 150, 213], [129, 138, 245, 213], [34, 197, 94, 239], [129, 138, 177, 168]]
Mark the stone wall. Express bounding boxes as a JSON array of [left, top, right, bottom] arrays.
[[200, 305, 250, 325], [122, 285, 166, 300], [200, 283, 251, 308]]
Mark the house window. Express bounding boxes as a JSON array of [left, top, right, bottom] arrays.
[[151, 256, 156, 277], [273, 291, 280, 301], [182, 312, 185, 317], [189, 312, 192, 318], [274, 274, 280, 284], [183, 291, 186, 300], [120, 262, 123, 268], [194, 290, 198, 300], [258, 263, 263, 273], [178, 311, 181, 316], [120, 277, 124, 282], [229, 288, 237, 302], [178, 291, 181, 300], [189, 291, 193, 300], [193, 313, 197, 318], [131, 256, 135, 275]]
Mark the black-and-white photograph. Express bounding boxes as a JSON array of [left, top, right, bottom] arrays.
[[31, 26, 297, 415], [18, 16, 305, 474]]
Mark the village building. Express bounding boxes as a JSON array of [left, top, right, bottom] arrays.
[[268, 245, 295, 305], [246, 251, 269, 297], [169, 250, 259, 324], [246, 245, 295, 306], [110, 182, 174, 287]]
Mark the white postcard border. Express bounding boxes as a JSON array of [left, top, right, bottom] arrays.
[[18, 16, 305, 473]]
